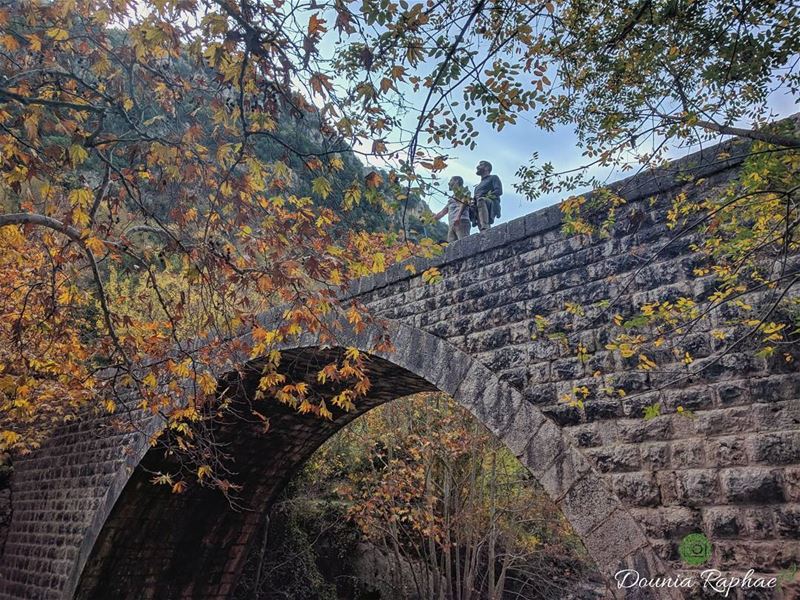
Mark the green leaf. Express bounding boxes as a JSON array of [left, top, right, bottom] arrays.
[[643, 403, 661, 421]]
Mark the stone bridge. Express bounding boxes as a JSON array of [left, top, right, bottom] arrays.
[[1, 138, 798, 600]]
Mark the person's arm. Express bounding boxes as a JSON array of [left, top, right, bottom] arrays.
[[491, 175, 503, 198], [433, 206, 447, 221], [454, 194, 469, 220]]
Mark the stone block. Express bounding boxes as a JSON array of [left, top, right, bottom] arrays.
[[670, 439, 706, 469], [495, 395, 549, 457], [706, 436, 748, 468], [748, 432, 800, 465], [585, 399, 623, 422], [570, 423, 602, 448], [537, 444, 594, 501], [675, 469, 721, 507], [587, 444, 641, 473], [641, 442, 671, 470], [703, 507, 743, 538], [720, 468, 785, 504], [751, 374, 800, 402], [714, 381, 750, 406], [695, 406, 752, 437], [558, 472, 623, 538], [742, 507, 776, 540], [774, 505, 800, 539], [523, 383, 556, 405], [784, 467, 800, 502], [618, 417, 672, 443], [552, 357, 585, 381], [715, 540, 798, 571], [632, 506, 701, 539], [664, 387, 715, 414], [612, 471, 662, 507], [519, 419, 567, 475], [751, 401, 800, 433], [579, 508, 649, 578], [541, 403, 583, 426]]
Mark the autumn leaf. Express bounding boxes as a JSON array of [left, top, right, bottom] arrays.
[[310, 72, 333, 96], [365, 171, 382, 188], [311, 176, 332, 199], [68, 187, 93, 208], [308, 14, 327, 36], [343, 184, 361, 209], [84, 237, 106, 254], [69, 144, 89, 167], [46, 27, 69, 41], [422, 267, 442, 285]]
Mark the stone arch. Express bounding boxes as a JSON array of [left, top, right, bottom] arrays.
[[66, 320, 678, 600]]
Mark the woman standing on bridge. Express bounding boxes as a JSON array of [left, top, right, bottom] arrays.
[[434, 176, 473, 242]]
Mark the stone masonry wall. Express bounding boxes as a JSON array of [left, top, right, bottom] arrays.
[[349, 138, 800, 592], [0, 136, 798, 599]]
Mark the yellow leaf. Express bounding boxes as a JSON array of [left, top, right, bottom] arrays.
[[84, 237, 105, 254], [422, 267, 442, 285], [0, 430, 21, 449], [143, 372, 158, 388], [170, 359, 191, 378], [46, 27, 69, 41], [72, 209, 90, 228], [68, 187, 93, 208], [319, 400, 333, 420], [199, 372, 217, 394], [343, 184, 361, 209], [69, 144, 89, 167], [312, 176, 332, 199]]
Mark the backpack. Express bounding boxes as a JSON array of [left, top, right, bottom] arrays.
[[468, 202, 479, 227]]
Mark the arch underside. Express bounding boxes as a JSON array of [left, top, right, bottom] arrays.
[[75, 348, 437, 599]]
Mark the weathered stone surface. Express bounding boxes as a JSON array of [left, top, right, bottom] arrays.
[[720, 468, 785, 504], [703, 507, 744, 538], [631, 506, 701, 540], [748, 432, 800, 465], [1, 137, 798, 600], [587, 443, 642, 473], [675, 469, 721, 507], [706, 436, 749, 467]]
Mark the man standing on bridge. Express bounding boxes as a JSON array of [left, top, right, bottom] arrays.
[[473, 160, 503, 231]]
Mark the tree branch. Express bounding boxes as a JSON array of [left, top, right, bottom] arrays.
[[0, 212, 128, 364], [663, 114, 800, 148]]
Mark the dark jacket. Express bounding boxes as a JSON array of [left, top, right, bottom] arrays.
[[474, 174, 503, 202], [473, 174, 502, 223]]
